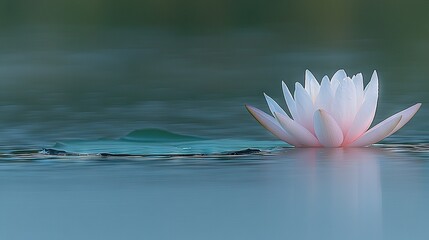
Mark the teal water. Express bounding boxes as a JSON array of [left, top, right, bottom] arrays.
[[1, 140, 429, 240], [1, 127, 429, 240], [0, 26, 428, 240]]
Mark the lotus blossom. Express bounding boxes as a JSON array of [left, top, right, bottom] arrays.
[[246, 70, 421, 147]]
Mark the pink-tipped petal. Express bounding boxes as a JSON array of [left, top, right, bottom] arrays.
[[343, 71, 379, 144], [264, 93, 287, 117], [294, 82, 316, 133], [282, 81, 299, 121], [245, 105, 300, 146], [348, 115, 402, 147], [314, 109, 344, 147], [274, 112, 320, 147], [378, 103, 421, 138]]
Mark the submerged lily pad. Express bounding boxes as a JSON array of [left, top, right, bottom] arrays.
[[43, 128, 285, 156], [121, 128, 203, 142]]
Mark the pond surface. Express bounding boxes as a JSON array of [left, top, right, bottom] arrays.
[[0, 27, 428, 240]]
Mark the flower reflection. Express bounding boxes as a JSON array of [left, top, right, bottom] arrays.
[[282, 148, 383, 239]]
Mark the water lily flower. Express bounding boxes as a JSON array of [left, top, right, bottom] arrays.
[[246, 70, 421, 147]]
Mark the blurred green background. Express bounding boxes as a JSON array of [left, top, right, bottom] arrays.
[[0, 0, 427, 42]]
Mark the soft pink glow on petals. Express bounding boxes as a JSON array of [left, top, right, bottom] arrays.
[[343, 72, 379, 145], [377, 103, 421, 138], [343, 102, 376, 145], [314, 110, 344, 147], [246, 70, 421, 148], [349, 115, 402, 147], [264, 93, 288, 118], [274, 112, 320, 147], [245, 105, 300, 146]]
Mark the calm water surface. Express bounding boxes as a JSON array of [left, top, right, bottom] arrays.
[[0, 28, 428, 240]]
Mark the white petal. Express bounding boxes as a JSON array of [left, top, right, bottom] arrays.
[[274, 112, 320, 147], [313, 109, 344, 147], [245, 105, 300, 146], [347, 103, 420, 147], [332, 77, 357, 134], [305, 70, 320, 101], [332, 69, 347, 81], [331, 69, 347, 92], [264, 93, 287, 117], [294, 82, 316, 133], [352, 73, 364, 109], [315, 76, 333, 112], [364, 70, 378, 98], [282, 81, 299, 121], [379, 103, 421, 137], [348, 115, 402, 147], [344, 71, 379, 144]]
